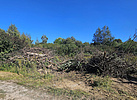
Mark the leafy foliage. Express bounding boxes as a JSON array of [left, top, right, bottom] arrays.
[[93, 26, 114, 45], [0, 25, 33, 56], [41, 34, 48, 43], [117, 38, 137, 55], [7, 24, 20, 37], [0, 24, 137, 79]]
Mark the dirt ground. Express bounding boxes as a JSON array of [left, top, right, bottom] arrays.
[[0, 80, 60, 100], [53, 71, 137, 100], [0, 71, 59, 100], [0, 71, 137, 100]]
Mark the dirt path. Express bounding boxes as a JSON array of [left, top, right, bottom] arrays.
[[0, 80, 57, 100], [0, 71, 136, 100]]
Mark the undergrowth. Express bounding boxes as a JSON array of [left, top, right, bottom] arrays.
[[0, 58, 136, 100], [0, 61, 92, 99]]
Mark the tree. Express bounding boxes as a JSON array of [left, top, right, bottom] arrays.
[[0, 29, 27, 53], [63, 37, 76, 44], [113, 39, 122, 43], [54, 37, 63, 44], [83, 42, 90, 46], [35, 38, 40, 45], [20, 33, 33, 47], [7, 24, 20, 37], [41, 35, 48, 43], [75, 40, 83, 47], [93, 26, 114, 45], [70, 36, 76, 41]]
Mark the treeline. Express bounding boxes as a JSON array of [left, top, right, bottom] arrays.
[[0, 24, 33, 54], [34, 25, 137, 56], [0, 24, 137, 78], [0, 24, 137, 57]]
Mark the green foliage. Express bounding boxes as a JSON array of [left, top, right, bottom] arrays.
[[113, 39, 122, 43], [93, 26, 114, 45], [35, 38, 40, 45], [7, 24, 20, 37], [0, 25, 33, 56], [43, 43, 56, 49], [53, 37, 92, 56], [41, 34, 48, 43], [54, 37, 64, 44], [75, 40, 83, 47], [46, 87, 90, 99], [117, 39, 137, 55], [0, 59, 38, 76], [20, 33, 33, 47], [93, 76, 112, 89], [0, 30, 23, 53]]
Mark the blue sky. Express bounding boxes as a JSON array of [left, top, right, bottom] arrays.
[[0, 0, 137, 43]]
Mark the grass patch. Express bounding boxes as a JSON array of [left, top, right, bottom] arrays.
[[45, 87, 92, 100], [92, 76, 112, 91]]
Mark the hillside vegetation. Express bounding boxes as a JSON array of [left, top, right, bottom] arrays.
[[0, 24, 137, 100]]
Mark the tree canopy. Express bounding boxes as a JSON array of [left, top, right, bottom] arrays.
[[41, 35, 48, 43], [93, 26, 114, 45], [7, 24, 20, 37]]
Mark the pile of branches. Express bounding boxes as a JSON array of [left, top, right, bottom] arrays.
[[58, 51, 137, 78], [87, 52, 137, 78], [58, 33, 137, 78], [0, 47, 58, 70]]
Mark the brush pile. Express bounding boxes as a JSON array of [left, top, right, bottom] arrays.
[[0, 47, 58, 71]]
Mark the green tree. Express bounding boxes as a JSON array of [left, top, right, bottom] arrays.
[[41, 35, 48, 43], [75, 40, 83, 47], [63, 37, 75, 44], [70, 36, 76, 41], [54, 37, 63, 44], [118, 38, 137, 54], [7, 24, 20, 37], [0, 29, 27, 53], [35, 38, 40, 45], [20, 33, 33, 47], [83, 42, 90, 46], [113, 39, 122, 43], [93, 26, 114, 45], [55, 37, 81, 56]]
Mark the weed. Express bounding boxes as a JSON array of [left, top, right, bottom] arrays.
[[46, 87, 91, 99], [92, 76, 112, 91]]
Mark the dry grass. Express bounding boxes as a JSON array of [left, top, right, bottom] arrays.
[[0, 70, 136, 100]]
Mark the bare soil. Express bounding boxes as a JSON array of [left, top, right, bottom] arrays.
[[0, 80, 61, 100], [0, 71, 137, 100], [0, 71, 59, 100], [53, 71, 137, 100]]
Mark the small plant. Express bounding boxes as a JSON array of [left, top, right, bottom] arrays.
[[43, 73, 53, 79], [92, 76, 112, 90], [55, 56, 61, 62], [46, 87, 91, 99]]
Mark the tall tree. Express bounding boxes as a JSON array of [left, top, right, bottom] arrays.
[[93, 26, 114, 45], [0, 29, 28, 53], [7, 24, 20, 37], [35, 38, 40, 45], [20, 33, 33, 47], [41, 35, 48, 43]]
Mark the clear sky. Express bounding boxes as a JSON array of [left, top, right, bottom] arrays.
[[0, 0, 137, 43]]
